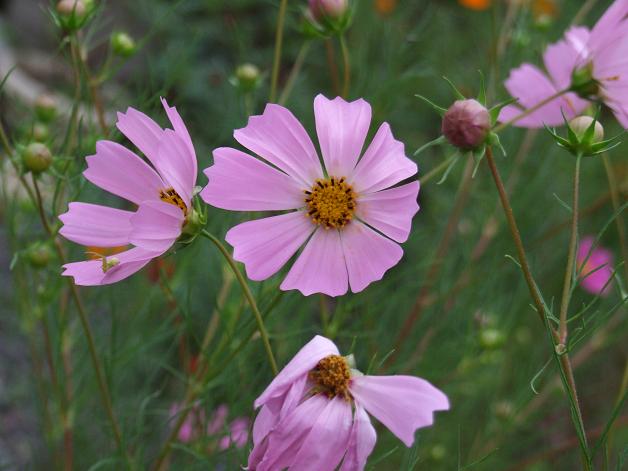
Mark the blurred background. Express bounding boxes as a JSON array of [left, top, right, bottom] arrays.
[[0, 0, 626, 469]]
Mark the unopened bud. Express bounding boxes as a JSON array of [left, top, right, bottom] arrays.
[[32, 123, 50, 142], [235, 63, 261, 92], [309, 0, 349, 21], [111, 32, 137, 57], [56, 0, 86, 18], [27, 243, 53, 269], [34, 94, 58, 123], [22, 143, 53, 173], [430, 444, 446, 461], [442, 99, 490, 150], [479, 328, 505, 350], [569, 116, 604, 143]]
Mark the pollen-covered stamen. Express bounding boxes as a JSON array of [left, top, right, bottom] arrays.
[[309, 354, 352, 400], [304, 177, 356, 229], [159, 187, 188, 216]]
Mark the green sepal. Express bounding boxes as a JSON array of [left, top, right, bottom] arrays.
[[414, 135, 446, 156], [442, 76, 466, 100], [487, 132, 507, 157], [415, 94, 447, 116], [471, 146, 486, 178], [437, 153, 460, 185], [489, 98, 519, 125]]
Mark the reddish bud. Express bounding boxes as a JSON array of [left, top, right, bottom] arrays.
[[442, 99, 490, 150]]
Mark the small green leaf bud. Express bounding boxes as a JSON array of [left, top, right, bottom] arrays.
[[27, 243, 53, 269], [34, 94, 58, 123], [234, 63, 261, 92], [32, 123, 50, 142], [22, 143, 53, 173], [479, 328, 506, 350], [111, 32, 137, 58]]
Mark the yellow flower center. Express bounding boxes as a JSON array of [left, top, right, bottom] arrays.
[[159, 187, 188, 216], [309, 354, 351, 400], [304, 177, 356, 229]]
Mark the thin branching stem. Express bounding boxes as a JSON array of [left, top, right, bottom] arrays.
[[201, 230, 278, 374], [559, 155, 582, 343], [269, 0, 289, 102], [493, 89, 569, 133], [340, 34, 351, 98]]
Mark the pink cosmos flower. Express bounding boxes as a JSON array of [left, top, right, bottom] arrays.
[[577, 236, 614, 296], [201, 95, 419, 297], [500, 0, 628, 128], [170, 402, 250, 449], [247, 335, 449, 471], [59, 99, 198, 285], [499, 28, 589, 127]]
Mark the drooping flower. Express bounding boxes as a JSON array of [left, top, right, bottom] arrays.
[[59, 99, 199, 285], [248, 335, 449, 471], [201, 95, 419, 297], [577, 236, 614, 296], [500, 0, 628, 128]]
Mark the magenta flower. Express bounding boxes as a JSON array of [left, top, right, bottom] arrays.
[[201, 95, 419, 297], [577, 236, 614, 296], [247, 335, 449, 470], [500, 0, 628, 128], [499, 28, 589, 127], [59, 99, 198, 285]]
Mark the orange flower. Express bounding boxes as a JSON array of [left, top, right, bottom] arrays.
[[375, 0, 397, 15], [458, 0, 491, 10], [533, 0, 558, 20]]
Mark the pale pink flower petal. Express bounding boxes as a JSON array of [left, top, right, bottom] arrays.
[[207, 404, 229, 434], [289, 396, 353, 471], [341, 221, 404, 294], [255, 336, 339, 408], [253, 374, 310, 454], [156, 129, 196, 206], [577, 236, 614, 296], [544, 27, 590, 89], [339, 405, 376, 471], [253, 394, 329, 471], [499, 64, 587, 127], [280, 228, 349, 297], [129, 200, 185, 252], [355, 182, 419, 243], [226, 212, 315, 281], [59, 202, 133, 247], [116, 107, 164, 167], [350, 375, 450, 447], [83, 141, 165, 205], [161, 98, 197, 178], [61, 247, 161, 286], [222, 417, 250, 450], [314, 94, 372, 178], [234, 103, 323, 186], [588, 0, 628, 53], [201, 147, 305, 211], [349, 122, 417, 194]]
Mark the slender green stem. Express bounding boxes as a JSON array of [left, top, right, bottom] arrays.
[[279, 41, 311, 105], [339, 35, 351, 98], [572, 0, 599, 25], [419, 154, 456, 186], [201, 230, 278, 374], [269, 0, 289, 102], [558, 154, 582, 343], [493, 89, 569, 134], [485, 146, 590, 468]]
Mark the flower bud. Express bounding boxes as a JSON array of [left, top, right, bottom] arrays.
[[111, 32, 137, 58], [34, 94, 58, 123], [57, 0, 86, 18], [309, 0, 349, 21], [32, 123, 50, 142], [569, 116, 604, 143], [22, 143, 53, 173], [27, 243, 53, 269], [234, 63, 261, 92], [479, 328, 505, 350], [442, 99, 490, 150]]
